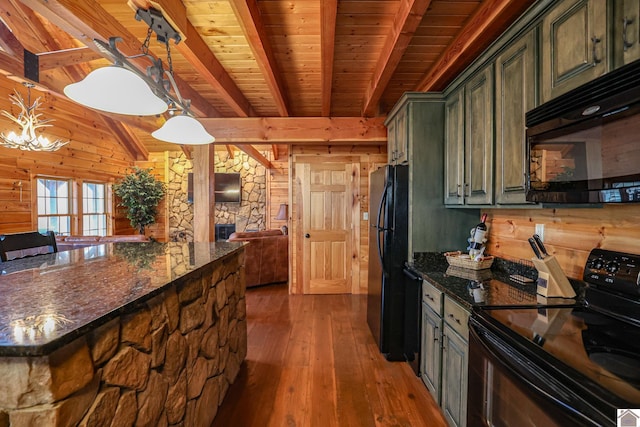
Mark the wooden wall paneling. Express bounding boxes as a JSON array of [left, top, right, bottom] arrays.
[[266, 145, 290, 230], [485, 205, 640, 280]]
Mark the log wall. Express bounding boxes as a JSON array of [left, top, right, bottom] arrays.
[[484, 205, 640, 280]]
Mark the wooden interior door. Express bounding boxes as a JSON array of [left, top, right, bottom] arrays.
[[299, 161, 353, 294]]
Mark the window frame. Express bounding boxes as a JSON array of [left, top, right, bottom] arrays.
[[35, 175, 113, 236]]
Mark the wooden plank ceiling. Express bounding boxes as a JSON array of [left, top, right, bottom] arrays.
[[0, 0, 535, 161]]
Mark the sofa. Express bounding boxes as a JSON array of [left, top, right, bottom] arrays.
[[227, 229, 288, 288], [56, 234, 150, 251]]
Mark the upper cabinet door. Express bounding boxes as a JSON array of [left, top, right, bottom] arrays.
[[394, 106, 408, 164], [495, 30, 537, 205], [464, 66, 494, 205], [614, 0, 640, 66], [444, 89, 465, 205], [387, 116, 398, 164], [541, 0, 608, 102]]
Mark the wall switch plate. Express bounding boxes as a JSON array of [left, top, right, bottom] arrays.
[[535, 224, 545, 242], [363, 212, 369, 221]]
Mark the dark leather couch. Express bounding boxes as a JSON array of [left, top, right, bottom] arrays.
[[227, 229, 288, 287]]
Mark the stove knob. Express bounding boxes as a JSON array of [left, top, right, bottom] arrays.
[[591, 258, 605, 270], [606, 261, 620, 274]]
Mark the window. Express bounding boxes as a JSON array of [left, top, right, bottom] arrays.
[[37, 178, 71, 235], [82, 182, 107, 236]]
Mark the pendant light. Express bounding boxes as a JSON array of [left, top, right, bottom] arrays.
[[152, 113, 215, 145], [63, 65, 168, 116], [63, 8, 215, 145]]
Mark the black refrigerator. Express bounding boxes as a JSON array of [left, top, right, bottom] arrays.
[[367, 164, 409, 361]]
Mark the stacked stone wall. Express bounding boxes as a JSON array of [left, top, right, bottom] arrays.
[[167, 151, 269, 240], [0, 251, 247, 427]]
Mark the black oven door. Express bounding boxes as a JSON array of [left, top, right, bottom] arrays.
[[467, 316, 612, 427]]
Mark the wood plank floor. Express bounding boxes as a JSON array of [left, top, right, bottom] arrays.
[[211, 283, 447, 427]]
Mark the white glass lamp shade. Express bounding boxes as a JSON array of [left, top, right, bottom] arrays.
[[151, 115, 215, 145], [63, 66, 168, 115]]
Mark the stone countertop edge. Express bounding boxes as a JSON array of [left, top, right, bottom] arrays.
[[0, 241, 245, 357], [409, 252, 585, 310]]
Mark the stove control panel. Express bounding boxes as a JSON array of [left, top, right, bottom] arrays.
[[584, 248, 640, 296]]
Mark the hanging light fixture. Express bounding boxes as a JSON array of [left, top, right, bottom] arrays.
[[63, 62, 168, 116], [0, 83, 69, 151], [152, 112, 215, 144], [63, 8, 214, 145]]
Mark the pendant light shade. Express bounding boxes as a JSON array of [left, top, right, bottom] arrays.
[[151, 114, 215, 145], [63, 66, 168, 116]]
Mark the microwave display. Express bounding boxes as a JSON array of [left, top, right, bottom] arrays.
[[527, 109, 640, 203]]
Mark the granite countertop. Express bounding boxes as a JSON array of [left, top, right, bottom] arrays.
[[409, 252, 582, 310], [0, 241, 244, 356]]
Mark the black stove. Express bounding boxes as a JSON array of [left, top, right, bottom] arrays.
[[468, 249, 640, 426]]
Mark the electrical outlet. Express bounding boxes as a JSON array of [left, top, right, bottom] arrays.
[[363, 212, 369, 221], [535, 224, 545, 242]]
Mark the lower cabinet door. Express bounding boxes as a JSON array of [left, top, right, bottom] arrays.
[[420, 302, 442, 402], [441, 323, 469, 427]]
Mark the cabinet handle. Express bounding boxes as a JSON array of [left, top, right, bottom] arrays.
[[591, 36, 602, 65], [464, 182, 469, 197], [434, 325, 439, 342], [623, 17, 634, 51], [425, 294, 434, 302], [456, 184, 462, 198], [448, 313, 461, 325]]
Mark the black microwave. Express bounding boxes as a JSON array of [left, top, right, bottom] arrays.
[[526, 59, 640, 204]]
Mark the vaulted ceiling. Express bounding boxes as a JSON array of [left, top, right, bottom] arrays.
[[0, 0, 535, 160]]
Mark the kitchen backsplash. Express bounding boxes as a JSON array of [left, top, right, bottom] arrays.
[[483, 205, 640, 280]]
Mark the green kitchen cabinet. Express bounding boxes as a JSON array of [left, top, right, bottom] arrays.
[[444, 64, 494, 206], [541, 0, 608, 102], [420, 279, 444, 402], [420, 280, 469, 427], [444, 88, 465, 205], [386, 105, 408, 164], [441, 297, 470, 427], [464, 66, 494, 206], [495, 30, 537, 205], [613, 0, 640, 66]]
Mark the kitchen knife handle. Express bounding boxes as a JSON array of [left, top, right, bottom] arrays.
[[533, 234, 548, 257], [528, 237, 542, 259]]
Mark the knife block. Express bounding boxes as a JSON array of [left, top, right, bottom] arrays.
[[531, 255, 576, 298]]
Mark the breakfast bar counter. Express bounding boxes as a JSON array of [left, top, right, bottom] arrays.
[[0, 241, 247, 426]]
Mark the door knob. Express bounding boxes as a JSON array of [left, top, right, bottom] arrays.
[[305, 233, 310, 238]]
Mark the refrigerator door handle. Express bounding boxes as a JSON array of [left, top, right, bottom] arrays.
[[376, 188, 387, 272]]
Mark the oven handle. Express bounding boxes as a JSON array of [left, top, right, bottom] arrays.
[[469, 318, 607, 426]]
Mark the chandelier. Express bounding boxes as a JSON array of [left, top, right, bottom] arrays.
[[0, 83, 69, 151], [63, 8, 215, 145]]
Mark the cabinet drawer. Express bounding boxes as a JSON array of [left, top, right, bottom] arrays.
[[422, 280, 443, 314], [444, 297, 469, 339]]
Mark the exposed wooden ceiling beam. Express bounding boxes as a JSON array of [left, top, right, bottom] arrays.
[[235, 144, 274, 169], [321, 0, 337, 117], [18, 0, 221, 119], [37, 47, 103, 71], [130, 0, 255, 118], [200, 117, 386, 144], [229, 0, 289, 117], [362, 0, 432, 117], [415, 0, 536, 92], [0, 18, 23, 57]]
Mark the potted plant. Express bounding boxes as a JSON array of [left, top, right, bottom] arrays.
[[114, 167, 166, 235]]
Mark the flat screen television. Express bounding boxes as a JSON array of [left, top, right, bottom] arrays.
[[214, 172, 241, 203]]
